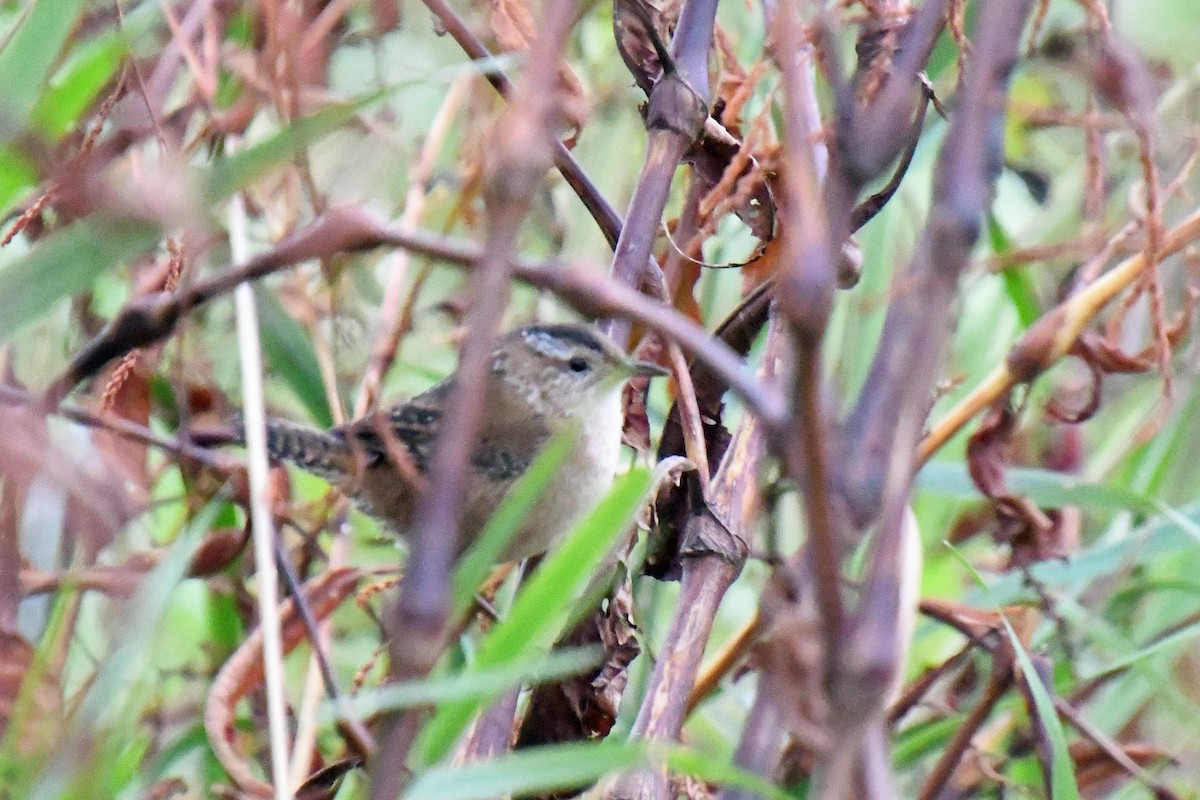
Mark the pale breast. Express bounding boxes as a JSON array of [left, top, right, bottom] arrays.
[[502, 392, 624, 561]]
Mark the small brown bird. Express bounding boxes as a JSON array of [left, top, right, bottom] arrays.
[[244, 324, 666, 561]]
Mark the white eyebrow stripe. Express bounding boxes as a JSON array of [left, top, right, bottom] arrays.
[[521, 329, 574, 359]]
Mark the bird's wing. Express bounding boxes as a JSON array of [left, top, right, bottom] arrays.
[[341, 382, 449, 473]]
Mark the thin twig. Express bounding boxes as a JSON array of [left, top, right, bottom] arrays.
[[49, 210, 786, 429], [919, 204, 1200, 463]]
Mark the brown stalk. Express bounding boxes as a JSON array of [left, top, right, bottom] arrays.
[[1053, 696, 1173, 795], [917, 646, 1015, 800], [604, 0, 719, 348], [48, 210, 786, 429], [828, 5, 1033, 792], [612, 326, 775, 799], [367, 4, 582, 796], [918, 203, 1200, 464], [768, 0, 844, 701], [420, 0, 625, 248], [716, 1, 1001, 794], [839, 0, 1031, 529]]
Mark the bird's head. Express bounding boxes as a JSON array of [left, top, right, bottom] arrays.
[[491, 323, 668, 420]]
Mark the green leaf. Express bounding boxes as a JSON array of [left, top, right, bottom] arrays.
[[917, 462, 1157, 515], [1004, 631, 1080, 799], [662, 746, 793, 800], [405, 740, 646, 800], [204, 97, 382, 200], [1081, 618, 1200, 683], [414, 467, 652, 767], [972, 501, 1200, 603], [893, 717, 965, 767], [26, 499, 219, 800], [946, 544, 1082, 800], [0, 215, 161, 343], [334, 645, 602, 720], [0, 0, 85, 146], [404, 741, 794, 800], [990, 213, 1040, 328], [450, 427, 578, 617], [30, 33, 125, 139], [999, 267, 1040, 329], [984, 214, 1041, 331], [0, 143, 37, 217], [255, 286, 332, 427]]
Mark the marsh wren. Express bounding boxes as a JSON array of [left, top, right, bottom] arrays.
[[248, 324, 666, 561]]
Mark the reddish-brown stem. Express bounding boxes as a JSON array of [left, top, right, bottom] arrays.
[[49, 210, 786, 432], [917, 651, 1015, 800], [368, 3, 581, 795], [419, 0, 625, 248]]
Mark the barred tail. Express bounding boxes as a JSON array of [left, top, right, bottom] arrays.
[[248, 416, 354, 484]]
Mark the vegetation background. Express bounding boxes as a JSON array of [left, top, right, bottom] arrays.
[[1, 0, 1200, 798]]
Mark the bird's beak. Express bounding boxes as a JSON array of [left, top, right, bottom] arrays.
[[626, 359, 670, 378]]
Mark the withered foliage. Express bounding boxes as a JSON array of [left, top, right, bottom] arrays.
[[2, 0, 1200, 797]]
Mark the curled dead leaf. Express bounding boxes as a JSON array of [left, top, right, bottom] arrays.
[[205, 568, 362, 798], [612, 0, 672, 95], [966, 405, 1079, 567]]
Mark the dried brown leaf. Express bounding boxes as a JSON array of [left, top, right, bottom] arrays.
[[516, 577, 640, 757], [95, 352, 153, 495], [686, 128, 776, 245], [612, 0, 671, 95], [1070, 740, 1174, 796], [966, 405, 1079, 567], [205, 568, 362, 798], [187, 526, 252, 577], [966, 404, 1018, 501], [621, 380, 652, 452]]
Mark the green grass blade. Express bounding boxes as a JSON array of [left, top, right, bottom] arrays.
[[335, 645, 602, 720], [254, 286, 332, 427], [404, 740, 794, 800], [0, 215, 161, 344], [945, 543, 1081, 800], [1080, 618, 1200, 683], [450, 427, 578, 616], [0, 0, 84, 146], [30, 29, 125, 140], [661, 744, 793, 800], [26, 499, 220, 800], [917, 462, 1157, 515], [414, 467, 652, 767], [204, 96, 383, 200], [405, 740, 646, 800]]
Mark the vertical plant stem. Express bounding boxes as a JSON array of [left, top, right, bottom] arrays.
[[230, 188, 292, 800]]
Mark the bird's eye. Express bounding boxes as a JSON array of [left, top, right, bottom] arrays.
[[568, 357, 591, 373]]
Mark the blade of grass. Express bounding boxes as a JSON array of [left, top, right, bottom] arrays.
[[1080, 618, 1200, 683], [334, 645, 602, 720], [405, 740, 646, 800], [254, 286, 333, 428], [203, 100, 377, 200], [945, 542, 1082, 800], [414, 467, 652, 767], [0, 0, 84, 146], [917, 462, 1157, 515], [202, 58, 521, 201], [404, 740, 794, 800], [977, 501, 1200, 604], [0, 216, 161, 344], [450, 426, 578, 616], [25, 499, 221, 800]]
